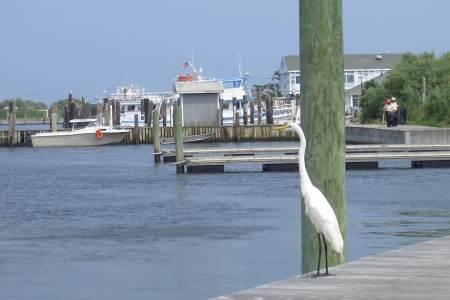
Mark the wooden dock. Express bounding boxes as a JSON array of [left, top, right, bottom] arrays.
[[211, 236, 450, 300], [160, 144, 450, 172]]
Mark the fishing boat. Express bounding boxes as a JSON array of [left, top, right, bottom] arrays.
[[94, 85, 177, 127], [30, 119, 130, 147], [178, 61, 298, 124]]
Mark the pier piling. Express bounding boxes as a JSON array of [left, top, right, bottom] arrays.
[[153, 108, 161, 162], [8, 102, 16, 147], [174, 106, 184, 173], [300, 0, 346, 273]]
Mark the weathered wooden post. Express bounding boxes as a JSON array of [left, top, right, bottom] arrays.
[[300, 0, 346, 274], [51, 103, 57, 132], [174, 106, 184, 173], [250, 100, 255, 125], [114, 100, 121, 126], [143, 99, 149, 126], [148, 100, 153, 128], [81, 96, 89, 119], [162, 99, 167, 127], [105, 101, 112, 126], [8, 102, 15, 147], [243, 95, 248, 125], [68, 92, 77, 122], [64, 105, 69, 128], [257, 87, 262, 125], [169, 99, 174, 126], [134, 114, 140, 145], [235, 111, 240, 142], [96, 103, 103, 125], [266, 96, 273, 124], [153, 108, 161, 162], [232, 97, 237, 125], [219, 97, 224, 125]]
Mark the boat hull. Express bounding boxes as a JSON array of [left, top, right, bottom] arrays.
[[31, 131, 129, 147]]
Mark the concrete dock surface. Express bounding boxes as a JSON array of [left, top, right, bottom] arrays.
[[211, 236, 450, 300]]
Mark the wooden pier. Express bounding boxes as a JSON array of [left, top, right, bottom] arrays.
[[211, 235, 450, 300], [160, 144, 450, 172]]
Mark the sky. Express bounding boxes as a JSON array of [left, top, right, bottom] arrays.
[[1, 0, 450, 106]]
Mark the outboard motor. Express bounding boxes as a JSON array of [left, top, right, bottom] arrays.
[[25, 131, 35, 146]]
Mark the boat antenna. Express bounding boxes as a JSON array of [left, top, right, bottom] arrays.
[[237, 52, 243, 78]]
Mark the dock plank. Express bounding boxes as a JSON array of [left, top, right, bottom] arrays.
[[211, 236, 450, 300]]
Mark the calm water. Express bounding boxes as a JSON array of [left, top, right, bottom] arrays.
[[1, 143, 450, 299]]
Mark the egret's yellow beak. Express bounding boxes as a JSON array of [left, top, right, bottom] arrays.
[[274, 125, 290, 130]]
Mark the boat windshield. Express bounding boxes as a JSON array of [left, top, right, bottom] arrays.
[[86, 120, 101, 127]]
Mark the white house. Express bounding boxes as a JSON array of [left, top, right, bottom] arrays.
[[278, 54, 403, 114]]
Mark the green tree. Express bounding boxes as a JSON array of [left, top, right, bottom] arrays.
[[360, 51, 450, 126], [253, 71, 282, 100]]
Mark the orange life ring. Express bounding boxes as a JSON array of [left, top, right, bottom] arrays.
[[178, 75, 187, 82], [96, 129, 104, 139]]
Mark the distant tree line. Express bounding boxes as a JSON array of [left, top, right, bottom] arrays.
[[0, 98, 82, 120], [360, 51, 450, 127]]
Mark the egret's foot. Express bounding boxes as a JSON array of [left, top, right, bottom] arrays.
[[309, 272, 335, 278]]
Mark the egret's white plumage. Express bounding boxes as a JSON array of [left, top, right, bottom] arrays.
[[276, 123, 343, 276]]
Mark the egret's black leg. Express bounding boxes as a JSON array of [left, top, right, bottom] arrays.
[[322, 234, 329, 275], [316, 233, 322, 276]]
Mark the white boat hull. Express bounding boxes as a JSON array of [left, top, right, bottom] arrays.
[[31, 130, 129, 147]]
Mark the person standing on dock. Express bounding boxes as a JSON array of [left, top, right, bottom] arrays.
[[391, 97, 399, 127], [383, 98, 395, 127]]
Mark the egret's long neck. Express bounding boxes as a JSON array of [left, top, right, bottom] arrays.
[[297, 128, 313, 189]]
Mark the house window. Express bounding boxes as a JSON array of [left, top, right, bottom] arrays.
[[345, 72, 355, 83], [352, 95, 359, 107], [296, 76, 300, 84]]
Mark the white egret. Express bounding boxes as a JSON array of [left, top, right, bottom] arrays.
[[275, 123, 344, 277]]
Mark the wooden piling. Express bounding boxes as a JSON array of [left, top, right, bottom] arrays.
[[243, 95, 248, 125], [153, 108, 161, 162], [219, 97, 224, 125], [143, 99, 149, 126], [148, 100, 153, 128], [162, 99, 167, 127], [250, 100, 255, 125], [266, 96, 273, 124], [8, 102, 15, 147], [68, 92, 77, 122], [257, 87, 262, 125], [235, 111, 240, 142], [51, 103, 57, 132], [174, 106, 184, 173], [134, 114, 140, 145], [64, 105, 69, 128], [113, 100, 120, 126], [300, 0, 346, 274], [96, 103, 103, 125], [232, 97, 237, 125]]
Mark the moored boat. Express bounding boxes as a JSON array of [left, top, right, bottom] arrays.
[[30, 119, 130, 147]]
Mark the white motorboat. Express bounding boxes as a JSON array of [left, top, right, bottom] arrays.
[[30, 119, 130, 147]]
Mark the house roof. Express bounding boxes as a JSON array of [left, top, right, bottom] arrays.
[[345, 71, 390, 95], [281, 54, 404, 72]]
